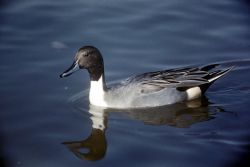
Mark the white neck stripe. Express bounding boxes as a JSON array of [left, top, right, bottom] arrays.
[[89, 75, 107, 107]]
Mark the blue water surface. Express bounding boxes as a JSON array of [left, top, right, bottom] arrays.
[[0, 0, 250, 167]]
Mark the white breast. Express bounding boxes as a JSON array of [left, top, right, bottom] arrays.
[[89, 75, 108, 107]]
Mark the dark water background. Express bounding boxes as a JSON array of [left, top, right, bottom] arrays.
[[1, 0, 250, 166]]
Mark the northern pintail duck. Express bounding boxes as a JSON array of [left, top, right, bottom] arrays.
[[60, 46, 233, 109]]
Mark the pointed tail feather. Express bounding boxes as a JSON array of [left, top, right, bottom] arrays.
[[207, 66, 234, 83], [199, 66, 234, 93]]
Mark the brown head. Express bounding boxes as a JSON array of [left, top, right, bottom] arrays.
[[60, 46, 104, 81]]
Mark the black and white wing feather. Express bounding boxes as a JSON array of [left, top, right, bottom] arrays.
[[123, 64, 233, 94]]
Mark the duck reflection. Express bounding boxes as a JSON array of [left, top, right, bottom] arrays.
[[63, 97, 221, 161], [63, 108, 108, 161], [125, 97, 214, 128]]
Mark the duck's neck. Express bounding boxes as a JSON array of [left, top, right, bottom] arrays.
[[88, 64, 107, 91], [88, 65, 105, 81], [90, 74, 106, 92], [89, 75, 108, 107]]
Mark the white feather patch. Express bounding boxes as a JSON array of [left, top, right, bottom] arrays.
[[89, 75, 108, 107], [186, 87, 202, 100]]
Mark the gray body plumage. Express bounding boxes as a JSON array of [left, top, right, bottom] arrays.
[[102, 64, 233, 108]]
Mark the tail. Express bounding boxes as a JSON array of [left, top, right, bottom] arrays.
[[206, 66, 234, 83], [199, 65, 234, 93]]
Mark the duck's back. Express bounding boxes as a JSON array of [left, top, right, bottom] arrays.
[[103, 64, 233, 109]]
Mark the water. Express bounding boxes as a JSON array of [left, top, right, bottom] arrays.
[[1, 0, 250, 166]]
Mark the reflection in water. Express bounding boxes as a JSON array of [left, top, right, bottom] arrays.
[[63, 97, 222, 161], [63, 128, 107, 161], [63, 110, 108, 161], [125, 97, 217, 128]]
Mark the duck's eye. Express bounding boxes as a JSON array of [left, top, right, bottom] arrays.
[[84, 54, 89, 57]]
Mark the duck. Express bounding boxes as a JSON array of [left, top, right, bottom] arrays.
[[60, 46, 233, 109]]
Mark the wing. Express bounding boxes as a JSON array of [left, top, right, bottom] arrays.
[[122, 64, 228, 94]]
